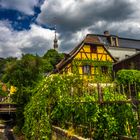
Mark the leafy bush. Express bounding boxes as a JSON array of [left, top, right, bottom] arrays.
[[23, 74, 138, 140], [116, 69, 140, 85]]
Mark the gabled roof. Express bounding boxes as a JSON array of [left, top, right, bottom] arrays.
[[55, 41, 85, 72], [113, 52, 140, 71], [54, 36, 116, 73], [119, 37, 140, 49], [114, 51, 140, 65]]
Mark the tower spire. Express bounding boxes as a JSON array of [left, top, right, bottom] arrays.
[[53, 26, 58, 51]]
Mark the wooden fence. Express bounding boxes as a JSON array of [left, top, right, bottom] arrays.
[[51, 82, 140, 140]]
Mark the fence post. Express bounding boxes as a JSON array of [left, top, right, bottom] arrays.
[[137, 126, 140, 140], [138, 104, 140, 125], [118, 85, 121, 94], [97, 83, 103, 103], [122, 84, 125, 95], [128, 83, 131, 99], [134, 82, 137, 99]]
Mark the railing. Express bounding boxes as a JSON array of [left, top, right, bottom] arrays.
[[0, 103, 16, 113], [51, 82, 140, 140]]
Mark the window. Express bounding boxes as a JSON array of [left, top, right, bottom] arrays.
[[90, 45, 97, 53], [111, 37, 119, 47], [101, 66, 108, 74], [83, 65, 91, 75], [125, 55, 130, 58], [115, 57, 119, 61]]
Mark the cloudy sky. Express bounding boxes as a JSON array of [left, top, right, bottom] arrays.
[[0, 0, 140, 58]]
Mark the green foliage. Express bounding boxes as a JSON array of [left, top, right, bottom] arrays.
[[1, 54, 43, 132], [72, 59, 113, 82], [116, 70, 140, 96], [116, 69, 140, 85], [0, 50, 64, 136], [23, 74, 83, 139], [43, 49, 64, 69], [73, 59, 113, 67], [0, 57, 17, 79], [2, 54, 42, 87], [23, 74, 138, 140], [41, 59, 53, 73], [23, 89, 51, 140], [51, 83, 137, 139]]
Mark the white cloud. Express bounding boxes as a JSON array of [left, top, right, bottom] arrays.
[[1, 0, 140, 57], [0, 0, 39, 15], [0, 21, 55, 58]]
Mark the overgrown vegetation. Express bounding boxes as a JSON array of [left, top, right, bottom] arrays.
[[72, 59, 113, 82], [116, 69, 140, 85], [0, 51, 140, 140], [23, 74, 139, 140], [116, 69, 140, 98], [0, 49, 63, 133]]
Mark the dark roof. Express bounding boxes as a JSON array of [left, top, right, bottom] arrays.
[[54, 36, 116, 73], [113, 52, 140, 71], [87, 34, 140, 50], [119, 37, 140, 49], [114, 51, 140, 65], [55, 41, 85, 72]]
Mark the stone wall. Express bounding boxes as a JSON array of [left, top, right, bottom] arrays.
[[51, 126, 86, 140]]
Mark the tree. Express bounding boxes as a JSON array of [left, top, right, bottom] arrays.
[[43, 49, 64, 70], [2, 54, 42, 131], [0, 57, 17, 79], [1, 50, 64, 133]]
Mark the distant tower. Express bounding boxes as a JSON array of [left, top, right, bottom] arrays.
[[53, 27, 58, 51]]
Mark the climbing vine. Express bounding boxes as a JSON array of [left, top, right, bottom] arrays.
[[23, 74, 139, 140], [72, 59, 113, 82]]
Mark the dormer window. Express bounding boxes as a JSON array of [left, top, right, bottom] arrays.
[[125, 55, 130, 58], [110, 37, 119, 47], [90, 45, 97, 53], [104, 31, 119, 47]]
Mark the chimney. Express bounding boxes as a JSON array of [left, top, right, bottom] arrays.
[[103, 31, 119, 47], [104, 31, 110, 36]]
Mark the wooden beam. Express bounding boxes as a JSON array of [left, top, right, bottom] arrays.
[[81, 48, 90, 59]]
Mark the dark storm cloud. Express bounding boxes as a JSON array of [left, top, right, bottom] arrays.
[[95, 0, 134, 21], [37, 0, 135, 33], [37, 0, 138, 53]]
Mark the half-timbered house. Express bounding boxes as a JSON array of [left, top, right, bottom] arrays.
[[53, 35, 116, 81]]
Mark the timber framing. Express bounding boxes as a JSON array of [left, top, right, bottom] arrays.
[[53, 35, 117, 74]]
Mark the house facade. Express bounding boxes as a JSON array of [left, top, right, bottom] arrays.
[[54, 31, 140, 80], [54, 35, 116, 81], [91, 31, 140, 60]]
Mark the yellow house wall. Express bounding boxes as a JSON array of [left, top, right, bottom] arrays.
[[65, 44, 114, 75], [79, 67, 83, 74], [83, 45, 90, 52], [75, 44, 112, 61]]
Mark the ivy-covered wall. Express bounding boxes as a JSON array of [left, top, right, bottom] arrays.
[[71, 59, 113, 82], [61, 44, 115, 82]]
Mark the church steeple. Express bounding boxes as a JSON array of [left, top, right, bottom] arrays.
[[53, 27, 58, 50]]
